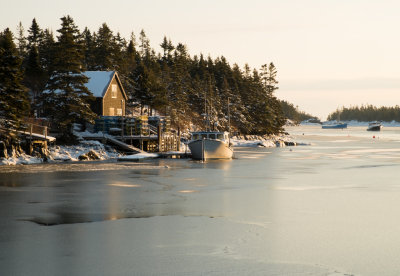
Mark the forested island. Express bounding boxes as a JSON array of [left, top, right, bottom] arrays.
[[328, 105, 400, 122], [1, 15, 312, 144]]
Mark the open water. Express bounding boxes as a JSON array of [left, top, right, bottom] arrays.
[[1, 125, 400, 275]]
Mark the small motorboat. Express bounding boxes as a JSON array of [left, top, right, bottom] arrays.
[[367, 121, 382, 131]]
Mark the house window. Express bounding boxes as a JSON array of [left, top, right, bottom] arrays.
[[111, 84, 117, 98], [117, 108, 122, 116], [109, 108, 114, 116]]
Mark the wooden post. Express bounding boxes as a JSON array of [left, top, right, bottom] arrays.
[[121, 99, 124, 139], [44, 126, 48, 151], [177, 127, 180, 151], [30, 124, 33, 154], [157, 124, 162, 152]]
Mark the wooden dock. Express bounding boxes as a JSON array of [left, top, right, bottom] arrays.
[[81, 127, 180, 154], [158, 152, 191, 159], [81, 134, 144, 153]]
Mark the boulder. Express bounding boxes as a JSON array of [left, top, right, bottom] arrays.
[[79, 149, 101, 161]]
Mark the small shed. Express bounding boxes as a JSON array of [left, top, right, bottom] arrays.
[[84, 71, 128, 116]]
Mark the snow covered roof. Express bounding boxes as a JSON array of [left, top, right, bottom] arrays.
[[83, 71, 115, 98]]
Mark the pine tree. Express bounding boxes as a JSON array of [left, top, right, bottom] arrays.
[[133, 61, 154, 114], [160, 36, 174, 62], [94, 23, 116, 70], [24, 45, 46, 116], [122, 38, 138, 106], [38, 29, 55, 72], [139, 30, 150, 59], [44, 16, 96, 143], [0, 28, 30, 138], [16, 22, 27, 58], [82, 27, 96, 70], [260, 62, 279, 95], [114, 32, 127, 73], [27, 18, 43, 48]]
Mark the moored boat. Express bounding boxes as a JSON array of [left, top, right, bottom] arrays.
[[367, 121, 382, 131], [321, 122, 348, 129], [188, 131, 233, 160]]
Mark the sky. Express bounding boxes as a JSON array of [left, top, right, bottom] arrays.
[[2, 0, 400, 120]]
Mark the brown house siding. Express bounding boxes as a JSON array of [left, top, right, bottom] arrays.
[[102, 77, 126, 116]]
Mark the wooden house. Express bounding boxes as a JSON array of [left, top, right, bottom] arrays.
[[84, 71, 128, 116]]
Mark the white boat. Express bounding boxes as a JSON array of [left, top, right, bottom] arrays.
[[188, 131, 233, 160], [367, 121, 382, 131]]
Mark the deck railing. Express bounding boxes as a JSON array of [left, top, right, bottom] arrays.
[[0, 117, 50, 141]]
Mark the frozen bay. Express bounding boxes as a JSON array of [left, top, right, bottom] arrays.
[[1, 125, 400, 275]]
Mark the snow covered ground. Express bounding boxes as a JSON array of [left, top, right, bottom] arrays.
[[0, 140, 120, 166]]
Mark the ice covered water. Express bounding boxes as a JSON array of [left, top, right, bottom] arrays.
[[1, 125, 400, 275]]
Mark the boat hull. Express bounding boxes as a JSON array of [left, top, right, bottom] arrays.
[[322, 123, 347, 129], [188, 139, 233, 160], [367, 125, 381, 131]]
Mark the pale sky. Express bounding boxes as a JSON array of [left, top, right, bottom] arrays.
[[2, 0, 400, 120]]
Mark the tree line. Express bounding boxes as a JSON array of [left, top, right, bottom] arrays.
[[328, 105, 400, 122], [279, 100, 317, 123], [1, 15, 309, 142]]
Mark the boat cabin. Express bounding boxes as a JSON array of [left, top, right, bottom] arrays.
[[191, 131, 229, 141]]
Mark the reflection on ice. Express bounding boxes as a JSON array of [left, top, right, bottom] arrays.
[[109, 182, 141, 188], [178, 190, 198, 193]]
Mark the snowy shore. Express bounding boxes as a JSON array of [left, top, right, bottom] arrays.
[[0, 133, 294, 166]]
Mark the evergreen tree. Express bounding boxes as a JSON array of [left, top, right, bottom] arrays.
[[27, 18, 43, 48], [120, 38, 138, 107], [23, 21, 54, 118], [44, 16, 96, 143], [16, 22, 27, 58], [0, 28, 30, 137], [114, 32, 127, 72], [82, 27, 96, 70], [260, 62, 278, 95], [24, 45, 46, 116], [38, 29, 55, 74], [139, 30, 150, 58], [160, 36, 174, 62], [94, 23, 117, 70], [133, 61, 154, 114], [123, 37, 139, 107]]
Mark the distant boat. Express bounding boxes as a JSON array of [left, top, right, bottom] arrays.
[[367, 121, 382, 131], [322, 110, 348, 129], [188, 131, 233, 160], [322, 122, 348, 129]]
